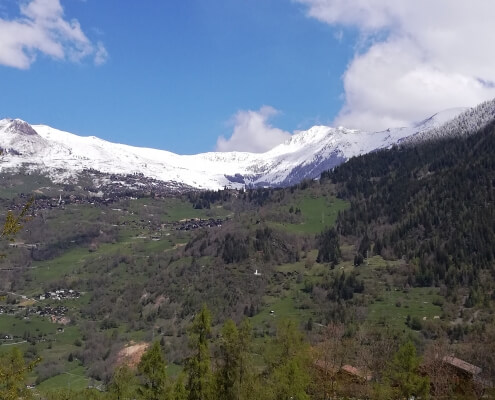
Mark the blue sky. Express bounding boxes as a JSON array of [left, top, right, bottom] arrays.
[[1, 1, 495, 154], [0, 0, 355, 154]]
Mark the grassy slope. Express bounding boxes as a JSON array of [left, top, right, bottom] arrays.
[[269, 194, 348, 234]]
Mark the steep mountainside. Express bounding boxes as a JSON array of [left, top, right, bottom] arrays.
[[2, 103, 492, 190], [330, 116, 495, 289]]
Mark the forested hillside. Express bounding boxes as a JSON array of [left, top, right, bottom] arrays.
[[329, 120, 495, 292]]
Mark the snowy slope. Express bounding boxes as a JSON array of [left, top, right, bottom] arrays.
[[404, 100, 495, 144], [0, 103, 486, 191]]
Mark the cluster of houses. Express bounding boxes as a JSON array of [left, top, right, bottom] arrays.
[[0, 289, 77, 326], [173, 218, 223, 231], [0, 305, 16, 315], [32, 304, 68, 317], [35, 305, 70, 325], [0, 304, 70, 325], [38, 288, 80, 301]]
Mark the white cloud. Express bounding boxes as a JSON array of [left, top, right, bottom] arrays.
[[216, 106, 291, 153], [0, 0, 107, 69], [94, 41, 108, 65], [295, 0, 495, 130]]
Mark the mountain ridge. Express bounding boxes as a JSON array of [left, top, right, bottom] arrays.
[[1, 102, 493, 191]]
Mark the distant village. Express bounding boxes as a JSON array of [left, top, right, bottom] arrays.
[[38, 288, 81, 301], [173, 218, 224, 231], [0, 288, 80, 337]]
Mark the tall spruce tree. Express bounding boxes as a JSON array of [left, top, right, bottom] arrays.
[[186, 304, 212, 400], [265, 320, 310, 400], [107, 365, 137, 400], [137, 341, 168, 400], [215, 319, 240, 400], [385, 340, 430, 399], [172, 373, 188, 400], [215, 318, 254, 400], [316, 227, 341, 265]]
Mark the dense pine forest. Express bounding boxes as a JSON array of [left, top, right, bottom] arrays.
[[1, 121, 495, 399], [329, 120, 495, 294]]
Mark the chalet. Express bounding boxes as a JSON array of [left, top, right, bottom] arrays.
[[313, 359, 371, 398], [422, 355, 493, 394], [8, 241, 39, 249], [442, 356, 482, 377], [313, 360, 371, 383], [442, 356, 492, 388], [340, 364, 372, 383]]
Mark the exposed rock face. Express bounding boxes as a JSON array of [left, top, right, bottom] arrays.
[[6, 119, 38, 136]]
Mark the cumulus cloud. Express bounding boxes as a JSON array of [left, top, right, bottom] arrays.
[[216, 106, 291, 153], [295, 0, 495, 130], [0, 0, 107, 69]]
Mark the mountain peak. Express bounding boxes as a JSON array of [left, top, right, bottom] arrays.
[[1, 118, 38, 136]]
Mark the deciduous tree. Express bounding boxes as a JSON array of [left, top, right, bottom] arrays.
[[0, 347, 40, 400]]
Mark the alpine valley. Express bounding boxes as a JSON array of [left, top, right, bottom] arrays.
[[2, 98, 495, 399]]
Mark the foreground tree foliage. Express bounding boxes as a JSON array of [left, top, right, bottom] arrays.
[[384, 340, 430, 399], [265, 319, 311, 400], [8, 304, 495, 399], [108, 365, 137, 400], [138, 341, 168, 400], [1, 197, 34, 243], [214, 319, 250, 400], [0, 347, 40, 400], [186, 304, 213, 400]]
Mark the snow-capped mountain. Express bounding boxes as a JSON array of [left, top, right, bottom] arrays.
[[0, 101, 493, 191]]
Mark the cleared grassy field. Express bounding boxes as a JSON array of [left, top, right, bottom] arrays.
[[250, 296, 313, 328], [270, 195, 349, 234], [0, 314, 57, 339], [127, 197, 232, 223], [367, 287, 443, 330], [36, 365, 90, 392]]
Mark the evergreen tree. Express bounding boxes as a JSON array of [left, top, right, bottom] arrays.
[[215, 319, 240, 400], [385, 341, 430, 399], [265, 320, 310, 400], [172, 373, 188, 400], [186, 304, 213, 400], [137, 341, 169, 400], [237, 319, 255, 400], [316, 227, 341, 265], [215, 318, 254, 400], [107, 365, 137, 400]]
